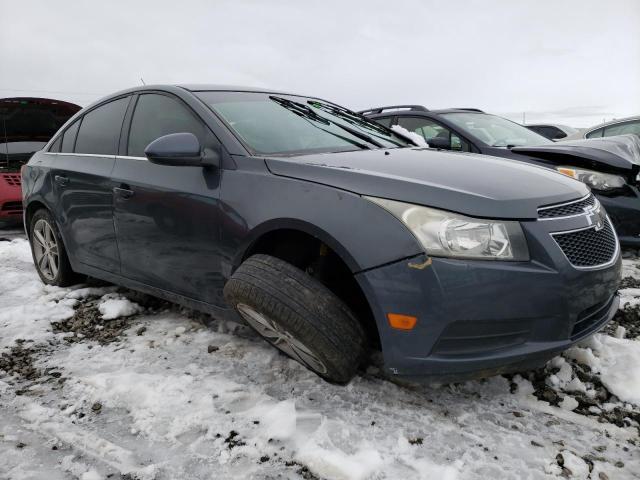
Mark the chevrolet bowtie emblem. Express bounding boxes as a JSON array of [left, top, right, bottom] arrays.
[[585, 206, 604, 231]]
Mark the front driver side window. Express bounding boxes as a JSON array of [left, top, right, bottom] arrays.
[[397, 116, 471, 152], [127, 94, 207, 157]]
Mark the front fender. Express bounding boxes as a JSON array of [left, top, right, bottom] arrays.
[[219, 158, 423, 275]]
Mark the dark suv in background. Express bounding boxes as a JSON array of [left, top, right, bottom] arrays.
[[22, 86, 620, 384], [361, 105, 640, 246]]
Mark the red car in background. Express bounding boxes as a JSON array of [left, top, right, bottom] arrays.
[[1, 97, 81, 224]]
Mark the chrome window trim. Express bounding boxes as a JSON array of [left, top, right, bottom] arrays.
[[550, 216, 619, 271], [115, 155, 147, 161], [43, 152, 115, 159], [44, 152, 147, 161], [537, 193, 598, 221]]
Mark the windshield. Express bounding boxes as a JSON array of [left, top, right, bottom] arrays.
[[195, 91, 412, 156], [442, 112, 552, 147]]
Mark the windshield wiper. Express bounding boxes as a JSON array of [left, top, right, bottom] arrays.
[[270, 96, 372, 150], [309, 101, 407, 147], [271, 96, 386, 148], [328, 117, 386, 148]]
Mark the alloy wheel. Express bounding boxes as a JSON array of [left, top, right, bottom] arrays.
[[32, 219, 60, 281], [236, 303, 328, 374]]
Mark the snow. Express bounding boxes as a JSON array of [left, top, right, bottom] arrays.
[[559, 450, 590, 478], [587, 335, 640, 405], [559, 396, 579, 411], [390, 125, 429, 147], [97, 294, 142, 320], [1, 237, 640, 479]]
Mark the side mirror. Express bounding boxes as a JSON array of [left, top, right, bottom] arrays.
[[428, 137, 452, 150], [145, 132, 204, 167]]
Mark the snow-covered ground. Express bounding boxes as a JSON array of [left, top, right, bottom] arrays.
[[1, 236, 639, 480]]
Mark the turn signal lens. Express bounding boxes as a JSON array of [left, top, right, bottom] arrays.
[[387, 313, 417, 330], [555, 166, 626, 191], [557, 167, 576, 177]]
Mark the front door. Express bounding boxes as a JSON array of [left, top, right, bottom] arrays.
[[111, 93, 224, 305]]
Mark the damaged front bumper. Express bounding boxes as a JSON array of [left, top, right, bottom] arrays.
[[355, 215, 622, 382]]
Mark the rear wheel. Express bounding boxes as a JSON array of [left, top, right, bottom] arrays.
[[224, 254, 366, 383], [29, 209, 81, 286]]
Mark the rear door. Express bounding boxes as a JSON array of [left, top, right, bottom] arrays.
[[50, 96, 130, 273], [111, 92, 224, 305]]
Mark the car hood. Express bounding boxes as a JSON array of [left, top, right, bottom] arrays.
[[512, 134, 640, 172], [264, 148, 588, 220]]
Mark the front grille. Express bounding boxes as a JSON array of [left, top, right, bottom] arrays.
[[538, 194, 596, 219], [552, 219, 617, 268], [2, 174, 21, 187], [1, 201, 22, 212]]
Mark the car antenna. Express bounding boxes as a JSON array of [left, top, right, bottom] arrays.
[[140, 77, 146, 86]]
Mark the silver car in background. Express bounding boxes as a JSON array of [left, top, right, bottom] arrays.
[[564, 115, 640, 141]]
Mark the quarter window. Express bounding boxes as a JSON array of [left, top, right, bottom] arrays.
[[586, 127, 604, 139], [49, 136, 62, 152], [61, 120, 81, 153], [74, 97, 129, 155], [127, 94, 206, 157]]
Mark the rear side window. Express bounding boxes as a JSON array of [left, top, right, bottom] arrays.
[[586, 127, 604, 139], [61, 120, 81, 153], [127, 94, 206, 157], [74, 97, 129, 155]]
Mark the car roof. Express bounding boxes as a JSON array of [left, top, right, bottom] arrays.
[[179, 84, 292, 95], [360, 105, 486, 116], [100, 84, 299, 100], [589, 115, 640, 128], [82, 84, 328, 115]]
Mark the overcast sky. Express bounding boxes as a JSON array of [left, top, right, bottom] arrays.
[[1, 0, 638, 127]]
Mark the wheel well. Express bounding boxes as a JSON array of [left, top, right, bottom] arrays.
[[244, 229, 381, 349], [24, 201, 47, 235]]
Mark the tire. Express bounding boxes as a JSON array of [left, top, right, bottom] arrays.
[[223, 254, 367, 383], [29, 209, 82, 287]]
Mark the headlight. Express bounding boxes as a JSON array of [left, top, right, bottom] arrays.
[[366, 197, 529, 261], [556, 167, 626, 191]]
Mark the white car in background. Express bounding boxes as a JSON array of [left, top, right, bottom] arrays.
[[563, 115, 640, 140]]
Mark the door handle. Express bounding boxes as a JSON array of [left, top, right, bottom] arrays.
[[54, 175, 69, 187], [113, 185, 134, 199]]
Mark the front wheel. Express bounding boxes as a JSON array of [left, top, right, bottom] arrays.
[[29, 209, 82, 286], [223, 254, 367, 383]]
